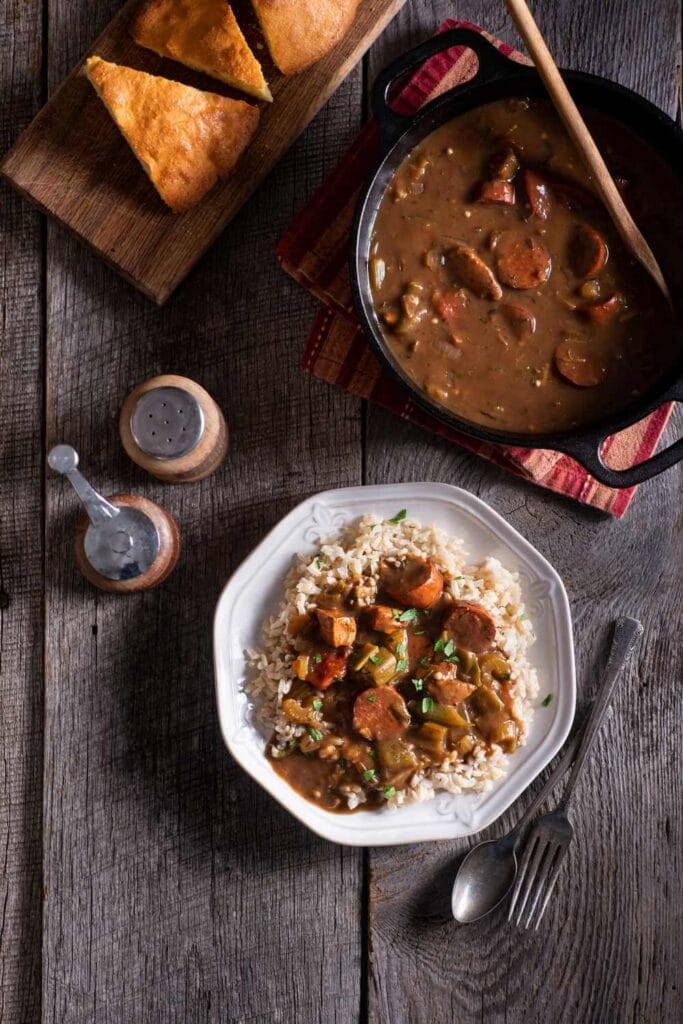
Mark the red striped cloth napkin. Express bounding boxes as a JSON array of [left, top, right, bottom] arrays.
[[277, 20, 673, 516]]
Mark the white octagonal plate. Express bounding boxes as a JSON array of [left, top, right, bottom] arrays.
[[213, 482, 575, 846]]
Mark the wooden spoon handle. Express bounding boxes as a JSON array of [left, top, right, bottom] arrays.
[[505, 0, 671, 302]]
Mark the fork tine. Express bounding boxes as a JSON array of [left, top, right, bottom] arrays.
[[507, 831, 538, 922], [522, 841, 557, 929], [532, 847, 568, 929], [510, 832, 548, 925]]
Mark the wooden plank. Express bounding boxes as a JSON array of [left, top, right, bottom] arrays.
[[0, 0, 44, 1021], [1, 0, 407, 304], [364, 2, 683, 1023], [40, 0, 366, 1019]]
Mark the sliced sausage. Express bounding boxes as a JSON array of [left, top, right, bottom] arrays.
[[488, 148, 519, 181], [580, 293, 623, 323], [495, 231, 552, 290], [382, 556, 444, 609], [554, 340, 606, 387], [447, 242, 503, 301], [352, 687, 410, 741], [523, 169, 552, 220], [443, 602, 496, 654], [366, 605, 401, 634], [568, 223, 609, 278], [307, 650, 349, 691], [315, 607, 357, 648], [499, 302, 536, 338], [476, 180, 516, 205], [433, 288, 466, 329], [427, 665, 476, 706]]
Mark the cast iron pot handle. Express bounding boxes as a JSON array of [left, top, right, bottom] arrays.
[[558, 384, 683, 488], [371, 28, 517, 150]]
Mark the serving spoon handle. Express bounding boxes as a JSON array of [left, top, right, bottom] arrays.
[[504, 0, 671, 303]]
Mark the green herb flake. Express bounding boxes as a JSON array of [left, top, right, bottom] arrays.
[[367, 694, 377, 704], [308, 727, 323, 742], [369, 653, 383, 665], [413, 629, 425, 636], [397, 608, 418, 623], [443, 638, 456, 657], [433, 637, 446, 654], [313, 653, 323, 664], [383, 786, 396, 799], [388, 509, 407, 524], [419, 656, 431, 668], [412, 678, 423, 692], [312, 698, 323, 712], [315, 555, 324, 570], [421, 696, 434, 714], [395, 639, 408, 657], [541, 693, 553, 707], [521, 613, 529, 621], [396, 659, 408, 673], [453, 575, 465, 582], [363, 769, 377, 782]]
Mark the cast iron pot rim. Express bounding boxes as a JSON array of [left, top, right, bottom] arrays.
[[349, 28, 683, 484]]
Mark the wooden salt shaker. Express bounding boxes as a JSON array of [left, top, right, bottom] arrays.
[[119, 375, 228, 483], [48, 445, 180, 593]]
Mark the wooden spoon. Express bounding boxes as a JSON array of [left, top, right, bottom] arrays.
[[505, 0, 671, 303]]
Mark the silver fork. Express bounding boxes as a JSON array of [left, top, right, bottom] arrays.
[[508, 616, 644, 929]]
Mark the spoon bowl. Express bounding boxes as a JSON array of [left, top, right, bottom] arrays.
[[451, 836, 517, 923]]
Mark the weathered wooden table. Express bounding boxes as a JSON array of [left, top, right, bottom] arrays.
[[2, 2, 681, 1021]]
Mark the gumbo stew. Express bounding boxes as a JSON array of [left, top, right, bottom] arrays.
[[269, 554, 521, 812], [369, 98, 682, 434]]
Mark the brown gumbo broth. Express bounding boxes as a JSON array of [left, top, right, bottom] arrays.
[[369, 98, 682, 434]]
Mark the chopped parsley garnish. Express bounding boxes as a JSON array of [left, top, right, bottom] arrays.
[[521, 613, 529, 621], [443, 638, 456, 657], [411, 678, 423, 692], [388, 509, 407, 524], [315, 555, 324, 570], [312, 698, 323, 712], [413, 629, 425, 636], [383, 786, 396, 799], [367, 694, 377, 704], [308, 727, 323, 742], [421, 696, 434, 714], [453, 575, 465, 582], [397, 608, 418, 623], [369, 653, 383, 665], [396, 659, 408, 673], [419, 656, 431, 668], [395, 638, 407, 657], [313, 653, 323, 664], [433, 637, 446, 654], [540, 693, 553, 707], [363, 769, 378, 782]]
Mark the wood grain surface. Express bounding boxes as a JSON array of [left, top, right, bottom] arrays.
[[1, 0, 407, 304], [1, 1, 682, 1023]]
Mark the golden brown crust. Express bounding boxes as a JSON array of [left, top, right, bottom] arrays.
[[251, 0, 359, 75], [131, 0, 272, 102], [85, 56, 260, 212]]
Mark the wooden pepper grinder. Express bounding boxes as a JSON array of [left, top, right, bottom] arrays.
[[48, 445, 180, 593], [119, 375, 228, 483]]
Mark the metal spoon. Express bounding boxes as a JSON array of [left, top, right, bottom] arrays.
[[451, 617, 642, 923]]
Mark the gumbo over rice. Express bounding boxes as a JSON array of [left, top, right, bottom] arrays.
[[246, 512, 538, 812]]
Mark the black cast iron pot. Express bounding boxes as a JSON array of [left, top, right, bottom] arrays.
[[350, 28, 683, 488]]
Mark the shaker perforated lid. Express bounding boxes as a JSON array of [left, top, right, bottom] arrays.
[[48, 445, 160, 581], [129, 385, 205, 460]]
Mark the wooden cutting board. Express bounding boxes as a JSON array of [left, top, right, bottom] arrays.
[[1, 0, 407, 303]]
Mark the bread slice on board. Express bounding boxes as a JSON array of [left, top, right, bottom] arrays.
[[131, 0, 272, 102], [251, 0, 359, 75], [85, 56, 260, 212]]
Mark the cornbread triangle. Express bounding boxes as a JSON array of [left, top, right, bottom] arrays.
[[131, 0, 272, 102], [251, 0, 359, 75], [85, 56, 260, 212]]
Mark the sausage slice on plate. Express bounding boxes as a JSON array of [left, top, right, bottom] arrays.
[[580, 293, 623, 323], [382, 556, 444, 609], [495, 231, 552, 290], [447, 242, 503, 301], [442, 602, 496, 654], [568, 223, 609, 278], [353, 687, 410, 741]]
